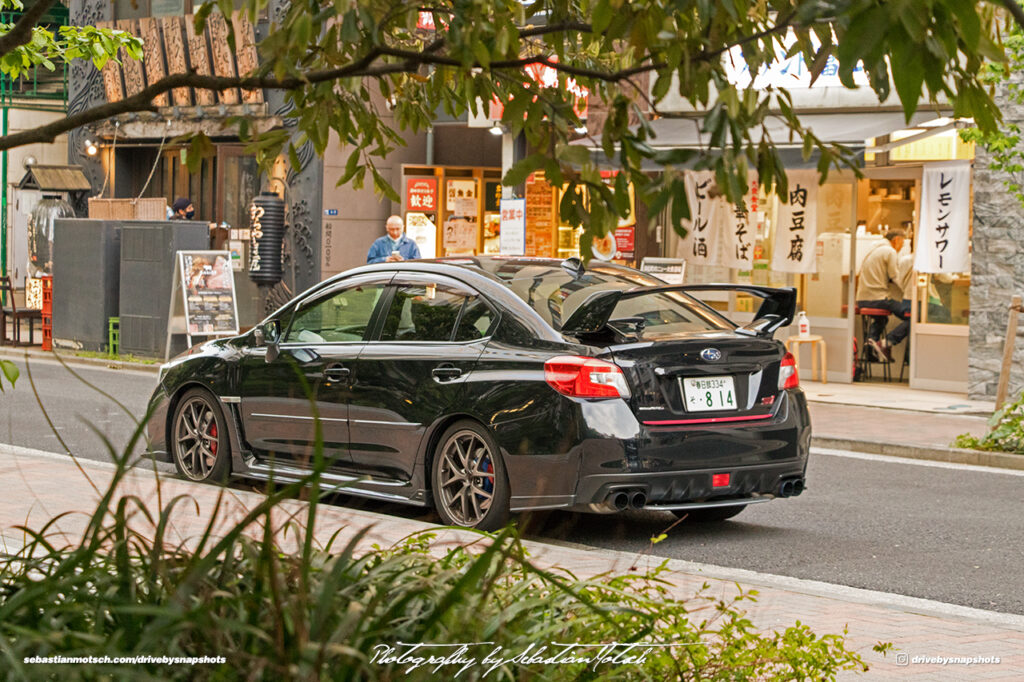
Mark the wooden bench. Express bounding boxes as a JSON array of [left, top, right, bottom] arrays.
[[1, 276, 43, 346]]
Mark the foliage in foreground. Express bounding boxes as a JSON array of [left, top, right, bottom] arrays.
[[0, 362, 878, 679], [954, 390, 1024, 454], [0, 463, 874, 679]]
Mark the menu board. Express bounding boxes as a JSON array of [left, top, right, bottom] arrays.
[[178, 251, 239, 335], [446, 179, 478, 217], [524, 174, 555, 257]]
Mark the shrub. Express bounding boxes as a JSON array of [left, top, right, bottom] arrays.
[[954, 391, 1024, 454], [0, 363, 876, 680]]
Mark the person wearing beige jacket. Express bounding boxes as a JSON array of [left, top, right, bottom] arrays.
[[855, 229, 906, 361]]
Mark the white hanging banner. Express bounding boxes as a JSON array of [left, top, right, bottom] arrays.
[[722, 182, 756, 270], [915, 161, 970, 273], [771, 170, 818, 273], [678, 171, 723, 267]]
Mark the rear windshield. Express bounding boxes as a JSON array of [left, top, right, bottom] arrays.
[[491, 261, 733, 335]]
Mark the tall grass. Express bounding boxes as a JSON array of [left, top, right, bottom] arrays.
[[0, 354, 875, 680]]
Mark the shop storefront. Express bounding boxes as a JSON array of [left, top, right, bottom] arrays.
[[401, 165, 642, 266], [658, 123, 974, 392]]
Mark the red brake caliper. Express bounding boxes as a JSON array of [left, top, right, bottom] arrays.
[[209, 423, 217, 454]]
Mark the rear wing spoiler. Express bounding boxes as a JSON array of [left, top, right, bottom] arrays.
[[561, 284, 797, 338]]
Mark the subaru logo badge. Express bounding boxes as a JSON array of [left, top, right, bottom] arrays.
[[701, 348, 722, 362]]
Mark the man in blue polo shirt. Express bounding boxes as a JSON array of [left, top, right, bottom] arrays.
[[366, 215, 421, 263]]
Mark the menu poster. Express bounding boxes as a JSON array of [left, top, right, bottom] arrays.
[[443, 215, 478, 254], [525, 174, 555, 257], [179, 251, 239, 335], [447, 179, 478, 217], [406, 212, 437, 259]]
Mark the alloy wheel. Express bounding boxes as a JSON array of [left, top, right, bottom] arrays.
[[174, 396, 220, 480], [437, 429, 496, 526]]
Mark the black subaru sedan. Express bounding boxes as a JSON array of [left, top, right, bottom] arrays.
[[147, 257, 810, 530]]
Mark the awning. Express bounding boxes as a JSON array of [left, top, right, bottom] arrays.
[[644, 110, 942, 148], [17, 165, 92, 191]]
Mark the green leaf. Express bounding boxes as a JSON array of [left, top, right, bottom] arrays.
[[502, 153, 545, 188], [0, 359, 17, 389]]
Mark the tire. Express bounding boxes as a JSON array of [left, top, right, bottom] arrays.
[[170, 388, 232, 483], [672, 505, 746, 523], [431, 420, 510, 531]]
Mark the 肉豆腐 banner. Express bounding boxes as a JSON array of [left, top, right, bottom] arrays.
[[771, 170, 818, 273], [914, 161, 970, 274]]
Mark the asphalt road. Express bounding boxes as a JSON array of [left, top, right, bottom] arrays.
[[0, 355, 157, 463], [3, 356, 1023, 614]]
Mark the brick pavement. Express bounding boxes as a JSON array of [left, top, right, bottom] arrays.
[[3, 444, 1023, 679]]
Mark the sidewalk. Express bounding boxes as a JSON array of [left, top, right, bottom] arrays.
[[2, 443, 1023, 680]]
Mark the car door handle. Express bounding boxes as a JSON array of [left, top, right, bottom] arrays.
[[432, 364, 462, 381], [323, 364, 350, 381]]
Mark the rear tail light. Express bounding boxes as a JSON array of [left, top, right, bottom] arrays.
[[778, 351, 799, 390], [544, 356, 631, 399]]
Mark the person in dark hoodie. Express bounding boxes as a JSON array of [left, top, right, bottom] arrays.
[[170, 197, 194, 220]]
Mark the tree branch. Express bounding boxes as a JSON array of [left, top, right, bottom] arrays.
[[0, 0, 58, 56], [1000, 0, 1024, 31], [0, 48, 410, 151]]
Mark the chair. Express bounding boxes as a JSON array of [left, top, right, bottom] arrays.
[[0, 276, 43, 346], [855, 306, 892, 381]]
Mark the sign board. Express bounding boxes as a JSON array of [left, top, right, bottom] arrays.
[[406, 177, 438, 212], [641, 257, 686, 285], [446, 179, 478, 216], [614, 225, 635, 260], [178, 251, 239, 335], [484, 181, 502, 213], [406, 212, 437, 259], [498, 198, 526, 255], [443, 215, 477, 254]]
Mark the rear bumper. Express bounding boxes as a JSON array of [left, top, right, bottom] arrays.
[[501, 389, 810, 512], [572, 389, 810, 509]]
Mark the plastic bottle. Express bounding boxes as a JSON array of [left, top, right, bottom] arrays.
[[796, 311, 811, 338]]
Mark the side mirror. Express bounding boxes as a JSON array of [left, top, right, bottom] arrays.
[[261, 320, 281, 363]]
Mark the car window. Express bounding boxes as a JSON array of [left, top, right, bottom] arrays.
[[285, 283, 385, 343], [499, 266, 731, 333], [379, 284, 467, 342], [454, 297, 496, 341]]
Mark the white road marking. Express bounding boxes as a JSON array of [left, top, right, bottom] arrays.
[[811, 446, 1024, 477]]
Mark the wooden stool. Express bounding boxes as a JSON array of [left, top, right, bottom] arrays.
[[785, 334, 827, 383]]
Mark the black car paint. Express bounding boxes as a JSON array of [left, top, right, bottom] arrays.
[[147, 258, 810, 514]]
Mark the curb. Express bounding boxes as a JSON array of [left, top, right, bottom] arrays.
[[0, 347, 160, 374], [811, 436, 1024, 471]]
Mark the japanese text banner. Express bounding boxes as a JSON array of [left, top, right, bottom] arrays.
[[915, 161, 970, 274], [771, 170, 818, 273], [678, 171, 723, 267], [722, 180, 756, 270]]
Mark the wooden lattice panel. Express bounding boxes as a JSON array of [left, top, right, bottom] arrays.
[[184, 15, 216, 106], [139, 17, 169, 107], [161, 16, 192, 106], [116, 20, 146, 98], [232, 11, 263, 104], [207, 13, 240, 105], [95, 21, 125, 104]]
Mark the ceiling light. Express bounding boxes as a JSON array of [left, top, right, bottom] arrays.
[[488, 123, 504, 136], [85, 139, 98, 156]]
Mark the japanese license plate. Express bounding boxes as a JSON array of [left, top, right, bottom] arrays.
[[681, 376, 736, 412]]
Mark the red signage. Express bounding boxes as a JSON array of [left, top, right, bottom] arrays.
[[614, 225, 635, 259], [406, 177, 437, 212], [488, 56, 589, 122]]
